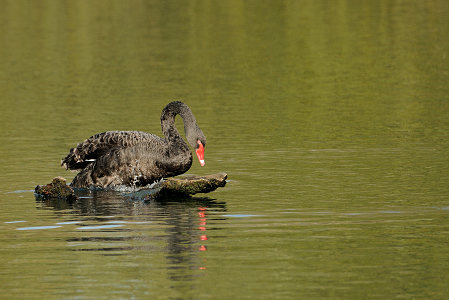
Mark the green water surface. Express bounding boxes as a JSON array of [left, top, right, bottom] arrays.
[[1, 1, 449, 299]]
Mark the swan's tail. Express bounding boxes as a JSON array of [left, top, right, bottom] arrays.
[[61, 147, 94, 170]]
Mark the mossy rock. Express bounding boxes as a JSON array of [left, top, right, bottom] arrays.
[[153, 172, 227, 199], [35, 173, 227, 201], [35, 176, 76, 200]]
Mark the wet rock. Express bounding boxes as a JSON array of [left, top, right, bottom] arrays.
[[35, 176, 76, 200], [35, 173, 227, 201], [152, 172, 227, 199]]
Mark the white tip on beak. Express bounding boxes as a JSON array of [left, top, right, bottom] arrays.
[[199, 159, 205, 166]]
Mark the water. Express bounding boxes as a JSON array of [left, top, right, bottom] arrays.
[[1, 0, 449, 298]]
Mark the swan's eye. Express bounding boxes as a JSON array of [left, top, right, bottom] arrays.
[[197, 140, 206, 148]]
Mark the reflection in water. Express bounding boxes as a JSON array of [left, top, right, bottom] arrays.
[[36, 190, 226, 281]]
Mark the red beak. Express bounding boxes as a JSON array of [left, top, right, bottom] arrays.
[[195, 141, 205, 166]]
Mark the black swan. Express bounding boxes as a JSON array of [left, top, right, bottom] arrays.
[[61, 101, 206, 188]]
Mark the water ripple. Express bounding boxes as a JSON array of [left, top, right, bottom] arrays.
[[76, 224, 125, 230], [16, 225, 62, 231]]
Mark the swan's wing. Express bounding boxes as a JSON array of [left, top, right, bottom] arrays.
[[61, 131, 163, 170]]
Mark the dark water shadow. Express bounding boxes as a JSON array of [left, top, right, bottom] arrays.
[[36, 188, 226, 214]]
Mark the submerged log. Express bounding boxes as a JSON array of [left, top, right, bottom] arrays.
[[35, 173, 227, 200], [34, 176, 76, 200]]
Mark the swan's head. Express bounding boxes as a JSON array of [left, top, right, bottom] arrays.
[[187, 127, 206, 167]]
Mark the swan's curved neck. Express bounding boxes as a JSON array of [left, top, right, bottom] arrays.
[[160, 102, 196, 151]]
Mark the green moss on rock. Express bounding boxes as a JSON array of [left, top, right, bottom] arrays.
[[160, 173, 227, 195], [35, 176, 76, 200]]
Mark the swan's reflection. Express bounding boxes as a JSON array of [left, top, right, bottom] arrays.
[[36, 190, 227, 281]]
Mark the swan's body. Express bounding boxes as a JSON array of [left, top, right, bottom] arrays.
[[61, 101, 206, 188]]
